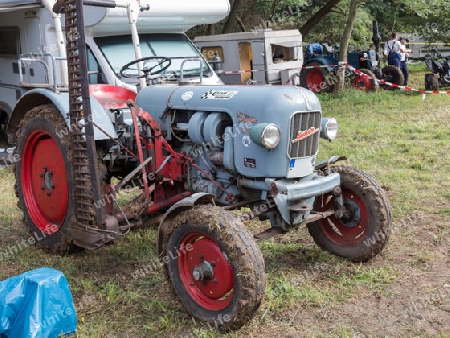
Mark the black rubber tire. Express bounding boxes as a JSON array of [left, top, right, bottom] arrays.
[[15, 104, 77, 254], [300, 61, 334, 93], [0, 110, 8, 141], [381, 65, 405, 90], [425, 74, 433, 90], [432, 76, 440, 90], [353, 69, 379, 92], [164, 205, 266, 331], [307, 166, 392, 262]]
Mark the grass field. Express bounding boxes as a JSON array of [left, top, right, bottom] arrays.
[[1, 62, 450, 337]]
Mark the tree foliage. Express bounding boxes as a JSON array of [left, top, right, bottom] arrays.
[[189, 0, 450, 44]]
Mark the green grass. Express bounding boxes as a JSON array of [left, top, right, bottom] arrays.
[[1, 63, 450, 337]]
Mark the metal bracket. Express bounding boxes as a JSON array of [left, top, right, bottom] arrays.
[[70, 221, 118, 250]]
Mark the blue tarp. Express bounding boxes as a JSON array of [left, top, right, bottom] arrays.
[[0, 268, 77, 338]]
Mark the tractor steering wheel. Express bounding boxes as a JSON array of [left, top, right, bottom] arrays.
[[120, 56, 172, 79]]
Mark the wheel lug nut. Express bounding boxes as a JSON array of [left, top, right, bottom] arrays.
[[193, 270, 201, 281]]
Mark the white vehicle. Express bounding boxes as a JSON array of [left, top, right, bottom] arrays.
[[194, 29, 303, 85], [0, 0, 229, 142]]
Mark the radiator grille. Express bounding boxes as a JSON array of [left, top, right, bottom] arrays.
[[289, 111, 321, 158]]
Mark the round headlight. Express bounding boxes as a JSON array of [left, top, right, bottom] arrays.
[[320, 117, 338, 141], [260, 124, 281, 149], [250, 123, 281, 149]]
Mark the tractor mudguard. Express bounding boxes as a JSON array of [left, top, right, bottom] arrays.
[[315, 155, 348, 173], [157, 193, 216, 257], [7, 88, 117, 143]]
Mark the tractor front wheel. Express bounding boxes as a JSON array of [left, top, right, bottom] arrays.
[[381, 65, 405, 89], [308, 166, 391, 262], [15, 104, 76, 253], [164, 205, 266, 330], [353, 69, 379, 91]]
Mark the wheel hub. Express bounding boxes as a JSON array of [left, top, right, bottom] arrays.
[[192, 260, 214, 281], [178, 233, 234, 310], [21, 130, 69, 233], [42, 167, 55, 194], [340, 199, 361, 227]]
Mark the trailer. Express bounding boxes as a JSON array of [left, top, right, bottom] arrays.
[[194, 29, 303, 85]]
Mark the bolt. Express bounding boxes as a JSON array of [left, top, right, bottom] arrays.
[[193, 270, 201, 281], [41, 186, 45, 190], [212, 279, 218, 284], [199, 255, 204, 259], [46, 192, 51, 196], [39, 173, 44, 178], [51, 184, 55, 189], [43, 165, 48, 170], [211, 261, 216, 267], [334, 186, 342, 196]]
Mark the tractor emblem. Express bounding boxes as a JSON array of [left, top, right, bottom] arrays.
[[292, 127, 318, 143]]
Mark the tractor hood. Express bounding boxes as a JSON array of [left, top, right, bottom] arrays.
[[136, 84, 323, 178]]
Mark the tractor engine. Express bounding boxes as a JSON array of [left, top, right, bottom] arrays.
[[131, 84, 338, 224]]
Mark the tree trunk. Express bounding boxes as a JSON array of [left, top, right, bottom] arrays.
[[207, 24, 215, 35], [300, 0, 342, 38], [222, 0, 243, 34], [335, 0, 360, 93]]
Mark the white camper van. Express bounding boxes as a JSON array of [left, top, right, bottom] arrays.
[[0, 0, 229, 143]]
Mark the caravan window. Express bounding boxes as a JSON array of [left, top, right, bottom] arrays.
[[0, 27, 20, 57], [271, 43, 301, 62], [95, 34, 211, 80]]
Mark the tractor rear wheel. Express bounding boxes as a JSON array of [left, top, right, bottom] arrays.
[[381, 65, 404, 89], [353, 69, 379, 91], [308, 166, 391, 262], [164, 205, 266, 330], [300, 61, 334, 93], [15, 104, 77, 253]]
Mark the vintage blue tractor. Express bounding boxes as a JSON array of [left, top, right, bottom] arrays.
[[9, 1, 392, 331]]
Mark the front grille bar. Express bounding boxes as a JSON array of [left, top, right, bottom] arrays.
[[289, 111, 321, 158]]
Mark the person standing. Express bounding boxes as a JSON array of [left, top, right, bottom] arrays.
[[399, 37, 412, 85], [383, 32, 402, 68]]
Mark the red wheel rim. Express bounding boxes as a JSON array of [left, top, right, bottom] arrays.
[[316, 188, 369, 245], [178, 232, 234, 311], [354, 74, 373, 91], [306, 70, 325, 93], [21, 130, 69, 234]]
